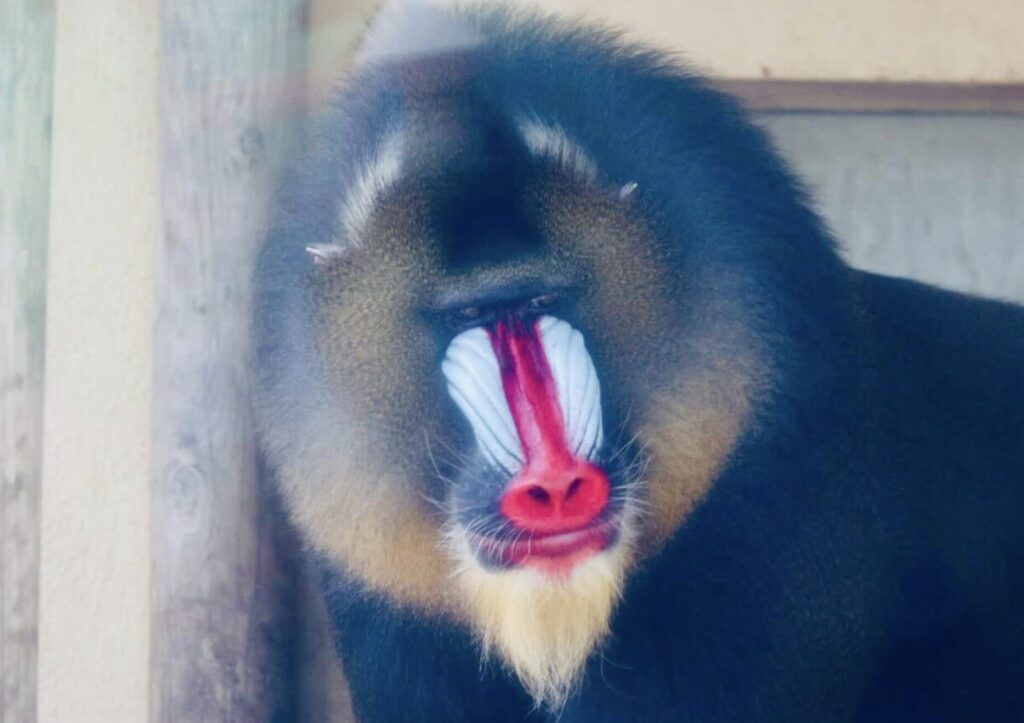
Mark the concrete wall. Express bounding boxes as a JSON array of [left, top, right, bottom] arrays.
[[763, 113, 1024, 304]]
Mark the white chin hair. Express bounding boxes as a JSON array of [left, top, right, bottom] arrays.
[[445, 524, 636, 710]]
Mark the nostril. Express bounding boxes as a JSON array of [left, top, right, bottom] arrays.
[[526, 486, 551, 504], [500, 465, 611, 534]]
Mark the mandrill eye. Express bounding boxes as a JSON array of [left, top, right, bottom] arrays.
[[525, 294, 558, 313], [449, 305, 485, 328], [457, 306, 482, 320]]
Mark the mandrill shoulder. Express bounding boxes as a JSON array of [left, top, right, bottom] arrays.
[[852, 269, 1024, 570], [841, 270, 1024, 723], [855, 269, 1024, 466]]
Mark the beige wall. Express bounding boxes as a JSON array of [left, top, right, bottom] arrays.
[[496, 0, 1024, 82], [37, 0, 158, 721], [313, 0, 1024, 84]]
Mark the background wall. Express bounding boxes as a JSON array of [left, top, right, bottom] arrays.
[[497, 0, 1024, 82], [764, 113, 1024, 304], [1, 1, 1021, 722], [37, 1, 158, 721]]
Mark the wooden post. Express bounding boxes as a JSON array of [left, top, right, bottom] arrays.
[[0, 3, 54, 721], [152, 2, 308, 720]]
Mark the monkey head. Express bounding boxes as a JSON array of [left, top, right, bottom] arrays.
[[254, 6, 819, 708]]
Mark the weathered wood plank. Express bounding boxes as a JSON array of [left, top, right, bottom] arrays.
[[153, 2, 307, 721], [0, 2, 54, 721], [722, 80, 1024, 115]]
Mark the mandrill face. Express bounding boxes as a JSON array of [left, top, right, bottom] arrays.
[[304, 146, 662, 702], [305, 132, 661, 581], [442, 313, 625, 576], [256, 41, 769, 706]]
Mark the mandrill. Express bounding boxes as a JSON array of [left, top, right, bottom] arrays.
[[254, 4, 1024, 721]]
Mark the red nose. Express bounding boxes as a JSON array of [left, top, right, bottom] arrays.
[[500, 461, 610, 534]]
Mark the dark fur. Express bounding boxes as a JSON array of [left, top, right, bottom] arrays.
[[255, 7, 1024, 722]]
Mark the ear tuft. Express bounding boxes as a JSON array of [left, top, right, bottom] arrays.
[[305, 243, 347, 266], [617, 181, 639, 200]]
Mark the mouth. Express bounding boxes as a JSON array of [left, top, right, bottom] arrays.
[[468, 516, 620, 576]]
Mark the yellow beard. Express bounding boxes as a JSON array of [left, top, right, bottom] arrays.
[[445, 521, 636, 710]]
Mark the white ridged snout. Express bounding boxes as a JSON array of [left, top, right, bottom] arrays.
[[441, 316, 604, 472]]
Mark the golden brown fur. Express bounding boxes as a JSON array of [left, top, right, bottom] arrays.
[[540, 181, 767, 550], [281, 171, 766, 645], [263, 154, 768, 709]]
